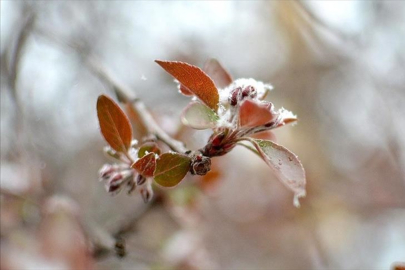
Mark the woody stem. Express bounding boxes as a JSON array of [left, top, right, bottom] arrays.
[[86, 56, 188, 153]]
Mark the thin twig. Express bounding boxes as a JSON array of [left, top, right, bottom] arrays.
[[34, 29, 188, 258], [7, 13, 35, 95], [86, 56, 187, 153], [34, 28, 188, 153], [3, 10, 35, 160]]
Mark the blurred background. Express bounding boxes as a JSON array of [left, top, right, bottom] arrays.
[[1, 1, 405, 269]]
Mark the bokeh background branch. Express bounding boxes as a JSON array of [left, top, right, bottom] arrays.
[[1, 1, 405, 270]]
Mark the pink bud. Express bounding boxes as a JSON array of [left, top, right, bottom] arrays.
[[99, 164, 115, 180], [127, 179, 136, 195], [136, 174, 146, 185], [242, 85, 257, 99], [140, 185, 153, 203], [105, 173, 125, 195], [229, 87, 242, 106]]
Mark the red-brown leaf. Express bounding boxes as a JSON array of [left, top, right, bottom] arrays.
[[203, 58, 233, 89], [251, 130, 277, 141], [239, 100, 277, 128], [179, 84, 194, 96], [155, 60, 219, 111], [132, 152, 156, 177], [97, 95, 132, 153]]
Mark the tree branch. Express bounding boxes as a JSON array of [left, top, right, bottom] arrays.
[[85, 56, 187, 153], [7, 13, 35, 94], [34, 28, 188, 153]]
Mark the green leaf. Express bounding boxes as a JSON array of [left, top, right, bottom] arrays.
[[243, 138, 306, 207], [97, 95, 132, 153], [131, 152, 156, 177], [155, 60, 220, 111], [154, 153, 191, 187], [181, 101, 219, 130], [138, 142, 161, 158]]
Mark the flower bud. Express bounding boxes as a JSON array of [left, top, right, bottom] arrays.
[[211, 132, 226, 146], [127, 179, 136, 195], [99, 164, 115, 180], [106, 173, 125, 195], [190, 154, 211, 175], [242, 85, 257, 99], [136, 174, 146, 185], [140, 184, 153, 203], [104, 169, 134, 196], [228, 87, 242, 106]]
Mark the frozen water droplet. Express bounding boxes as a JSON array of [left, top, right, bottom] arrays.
[[293, 195, 300, 208], [141, 74, 147, 81]]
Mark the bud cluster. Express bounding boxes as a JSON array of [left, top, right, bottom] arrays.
[[98, 143, 154, 203], [222, 80, 294, 136], [189, 152, 211, 175], [228, 85, 257, 106], [201, 131, 236, 157], [196, 80, 296, 158]]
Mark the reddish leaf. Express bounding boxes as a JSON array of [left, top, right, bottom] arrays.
[[179, 84, 194, 96], [203, 58, 233, 89], [138, 142, 161, 158], [244, 138, 306, 207], [239, 100, 277, 128], [276, 117, 298, 128], [154, 153, 191, 187], [251, 130, 277, 141], [125, 103, 148, 137], [132, 152, 156, 177], [181, 101, 219, 130], [97, 95, 132, 153], [275, 108, 297, 128], [155, 60, 219, 111]]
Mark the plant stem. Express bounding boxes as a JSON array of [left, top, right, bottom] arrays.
[[86, 56, 187, 153], [35, 29, 187, 154]]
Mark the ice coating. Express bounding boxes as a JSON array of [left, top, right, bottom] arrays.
[[293, 191, 306, 208], [278, 107, 297, 121], [219, 78, 273, 104]]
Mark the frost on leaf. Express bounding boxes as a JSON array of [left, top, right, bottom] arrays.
[[138, 142, 161, 158], [243, 138, 306, 207], [154, 153, 191, 187], [239, 100, 277, 128], [97, 95, 133, 153], [277, 107, 298, 127], [219, 78, 273, 105], [181, 101, 219, 130], [155, 60, 219, 111]]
